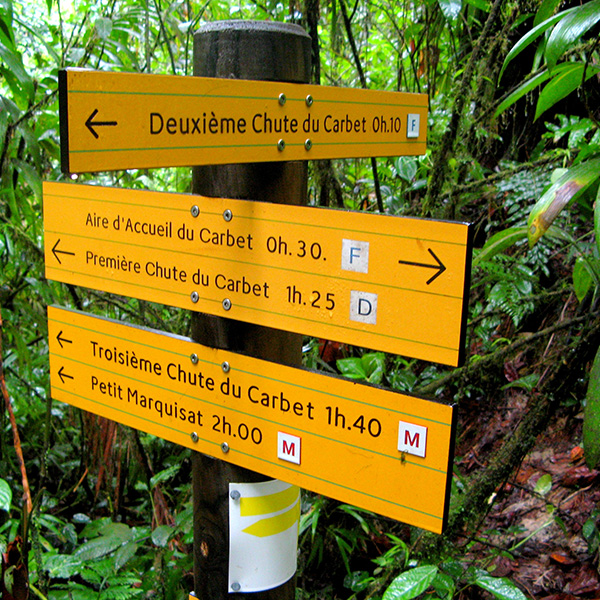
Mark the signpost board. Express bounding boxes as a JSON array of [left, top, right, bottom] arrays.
[[58, 69, 428, 173], [48, 305, 456, 534], [44, 181, 472, 366]]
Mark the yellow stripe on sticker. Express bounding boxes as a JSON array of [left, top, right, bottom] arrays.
[[242, 498, 301, 538], [240, 484, 300, 517]]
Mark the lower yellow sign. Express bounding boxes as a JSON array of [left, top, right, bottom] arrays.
[[48, 305, 455, 533]]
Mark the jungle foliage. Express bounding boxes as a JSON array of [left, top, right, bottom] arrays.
[[1, 0, 600, 599]]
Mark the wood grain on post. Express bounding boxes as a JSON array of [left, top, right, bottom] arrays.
[[191, 21, 311, 600]]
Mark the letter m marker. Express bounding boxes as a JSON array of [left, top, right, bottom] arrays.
[[278, 432, 301, 465], [397, 421, 427, 458]]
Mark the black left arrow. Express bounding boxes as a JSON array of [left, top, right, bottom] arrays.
[[57, 366, 74, 384], [56, 331, 73, 349], [51, 239, 75, 265], [398, 248, 447, 285], [85, 108, 118, 139]]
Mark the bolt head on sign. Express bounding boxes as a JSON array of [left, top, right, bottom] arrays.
[[59, 69, 427, 173]]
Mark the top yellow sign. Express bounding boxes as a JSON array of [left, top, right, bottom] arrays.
[[59, 69, 428, 173]]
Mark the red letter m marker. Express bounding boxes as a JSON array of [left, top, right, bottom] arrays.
[[404, 430, 420, 448], [282, 440, 296, 457]]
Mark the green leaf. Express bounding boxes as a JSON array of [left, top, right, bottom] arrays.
[[535, 62, 600, 120], [584, 344, 600, 469], [594, 175, 600, 258], [0, 478, 12, 512], [534, 473, 552, 496], [473, 574, 528, 600], [437, 0, 462, 21], [383, 566, 439, 600], [151, 524, 174, 547], [473, 227, 528, 266], [495, 69, 552, 116], [95, 17, 112, 40], [150, 464, 180, 489], [545, 0, 600, 71], [534, 0, 563, 27], [362, 352, 386, 384], [337, 357, 367, 380], [528, 158, 600, 246], [113, 540, 138, 570], [573, 256, 594, 302], [499, 8, 577, 80], [43, 554, 84, 578]]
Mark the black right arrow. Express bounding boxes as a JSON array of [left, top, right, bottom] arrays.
[[56, 331, 73, 349], [51, 239, 75, 265], [85, 108, 118, 139], [57, 366, 74, 384], [398, 248, 447, 285]]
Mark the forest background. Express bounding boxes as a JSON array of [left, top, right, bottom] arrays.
[[1, 0, 600, 598]]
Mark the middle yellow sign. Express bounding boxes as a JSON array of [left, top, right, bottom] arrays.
[[44, 181, 472, 366]]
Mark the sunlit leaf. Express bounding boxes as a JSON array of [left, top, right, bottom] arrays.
[[534, 473, 552, 496], [0, 478, 11, 512], [437, 0, 462, 21], [527, 158, 600, 246], [337, 357, 367, 380], [584, 344, 600, 469], [95, 17, 113, 40], [474, 574, 528, 600], [545, 0, 600, 71], [535, 62, 600, 120], [383, 566, 439, 600]]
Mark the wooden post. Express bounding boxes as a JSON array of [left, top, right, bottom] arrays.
[[190, 21, 311, 600]]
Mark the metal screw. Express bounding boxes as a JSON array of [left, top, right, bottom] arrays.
[[221, 442, 230, 453], [231, 582, 241, 592], [190, 205, 199, 218], [278, 93, 286, 106], [191, 291, 199, 303], [230, 490, 241, 500], [191, 431, 199, 443], [277, 139, 285, 152], [222, 361, 230, 373], [223, 209, 232, 222], [305, 94, 313, 107], [304, 138, 312, 151], [222, 298, 231, 311], [190, 353, 199, 364]]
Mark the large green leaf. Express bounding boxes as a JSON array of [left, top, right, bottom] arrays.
[[0, 478, 11, 512], [584, 344, 600, 469], [535, 62, 600, 120], [534, 0, 563, 27], [473, 227, 528, 266], [474, 574, 528, 600], [545, 0, 600, 71], [383, 566, 439, 600], [495, 69, 553, 116], [528, 157, 600, 246], [499, 8, 577, 80]]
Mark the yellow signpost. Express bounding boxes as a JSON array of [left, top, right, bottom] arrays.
[[44, 181, 472, 366], [59, 69, 428, 173], [48, 305, 455, 533]]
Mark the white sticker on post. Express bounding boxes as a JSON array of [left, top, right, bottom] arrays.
[[406, 114, 421, 138], [229, 480, 300, 593], [341, 239, 370, 273], [349, 290, 378, 325], [398, 421, 428, 458]]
